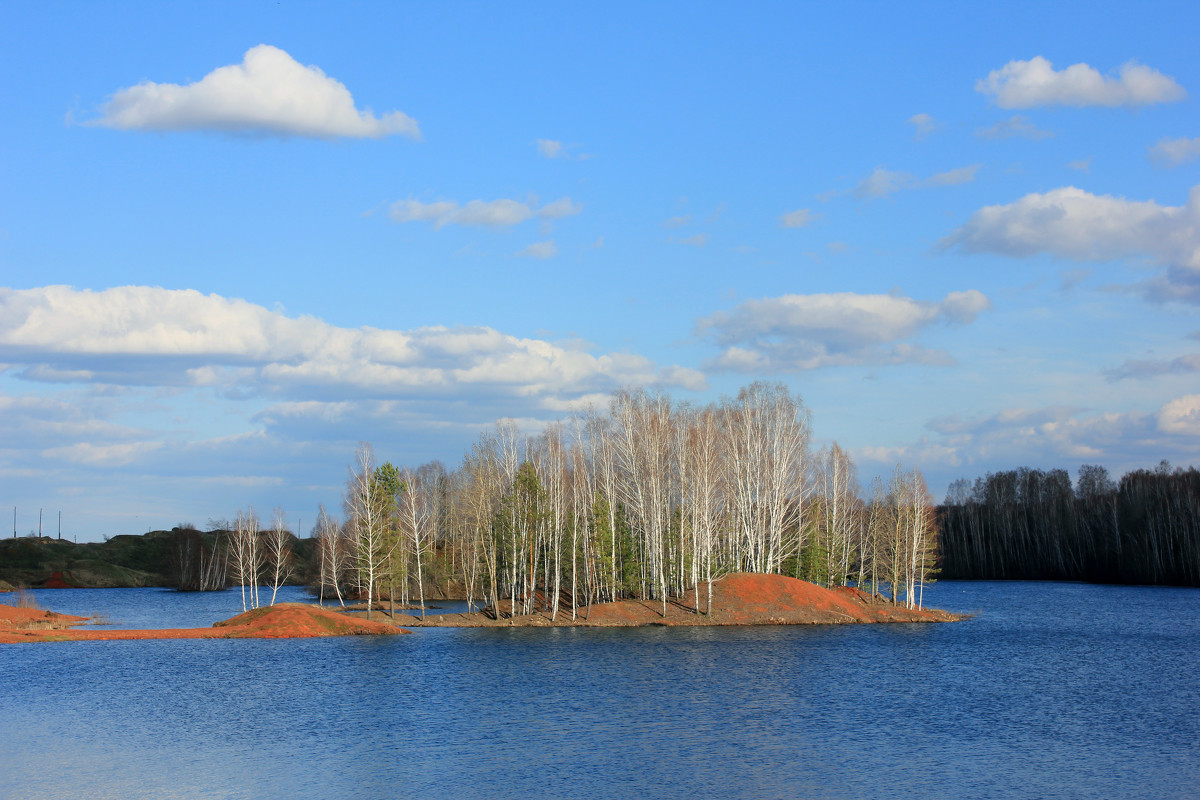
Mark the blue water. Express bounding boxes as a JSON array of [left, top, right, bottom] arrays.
[[2, 581, 1197, 799]]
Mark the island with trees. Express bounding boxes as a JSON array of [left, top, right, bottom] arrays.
[[4, 382, 964, 638]]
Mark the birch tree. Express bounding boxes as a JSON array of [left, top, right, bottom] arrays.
[[265, 507, 294, 606], [315, 504, 347, 606]]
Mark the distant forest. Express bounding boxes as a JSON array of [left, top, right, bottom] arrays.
[[939, 463, 1200, 586]]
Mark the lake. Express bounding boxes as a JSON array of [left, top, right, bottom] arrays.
[[2, 581, 1197, 799]]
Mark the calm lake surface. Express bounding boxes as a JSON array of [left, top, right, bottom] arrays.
[[2, 581, 1197, 799]]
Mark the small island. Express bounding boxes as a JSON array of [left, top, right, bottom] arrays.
[[391, 573, 962, 627]]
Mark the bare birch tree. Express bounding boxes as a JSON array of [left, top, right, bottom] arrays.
[[265, 507, 294, 606]]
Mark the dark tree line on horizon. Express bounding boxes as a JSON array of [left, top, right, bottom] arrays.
[[939, 462, 1200, 586]]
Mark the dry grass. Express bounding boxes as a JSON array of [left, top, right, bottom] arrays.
[[3, 586, 41, 610]]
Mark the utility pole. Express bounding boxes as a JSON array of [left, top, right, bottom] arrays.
[[12, 507, 15, 539], [39, 508, 43, 537], [58, 510, 62, 541]]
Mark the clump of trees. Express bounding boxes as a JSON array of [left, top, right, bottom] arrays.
[[173, 511, 298, 610], [313, 382, 939, 617], [167, 525, 226, 591], [939, 462, 1200, 585], [224, 508, 296, 611]]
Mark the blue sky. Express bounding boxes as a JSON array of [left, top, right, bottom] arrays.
[[2, 2, 1198, 540]]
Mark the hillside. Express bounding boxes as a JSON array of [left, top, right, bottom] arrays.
[[0, 529, 317, 590]]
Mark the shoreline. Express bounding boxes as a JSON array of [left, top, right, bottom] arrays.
[[0, 602, 407, 644]]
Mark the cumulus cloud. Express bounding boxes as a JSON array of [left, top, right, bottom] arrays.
[[908, 113, 937, 138], [916, 397, 1200, 472], [942, 184, 1200, 302], [88, 45, 419, 139], [389, 196, 581, 228], [779, 208, 816, 228], [1148, 137, 1200, 167], [0, 286, 701, 402], [976, 56, 1186, 109], [696, 289, 989, 372], [1158, 394, 1200, 435], [976, 115, 1053, 140], [517, 240, 557, 259]]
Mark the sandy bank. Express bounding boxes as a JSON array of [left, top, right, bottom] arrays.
[[0, 602, 407, 644]]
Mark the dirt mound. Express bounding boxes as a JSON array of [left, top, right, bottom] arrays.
[[402, 573, 961, 628], [0, 602, 407, 644], [213, 603, 403, 638]]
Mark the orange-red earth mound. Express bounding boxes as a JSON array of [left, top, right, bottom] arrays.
[[0, 602, 407, 644]]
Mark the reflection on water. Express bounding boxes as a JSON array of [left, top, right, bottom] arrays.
[[2, 582, 1198, 799]]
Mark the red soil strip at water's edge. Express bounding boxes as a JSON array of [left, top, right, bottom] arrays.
[[0, 602, 408, 644], [397, 573, 963, 628]]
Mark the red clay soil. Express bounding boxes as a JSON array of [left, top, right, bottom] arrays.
[[396, 573, 963, 628], [0, 602, 407, 644], [41, 571, 80, 589]]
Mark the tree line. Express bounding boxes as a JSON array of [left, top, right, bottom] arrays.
[[312, 382, 939, 618], [939, 462, 1200, 586]]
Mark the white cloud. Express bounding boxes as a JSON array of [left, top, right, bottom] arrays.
[[537, 139, 564, 158], [913, 397, 1200, 476], [843, 165, 978, 200], [908, 113, 937, 138], [942, 184, 1200, 302], [0, 286, 700, 403], [517, 240, 557, 259], [976, 56, 1186, 109], [662, 215, 692, 229], [676, 233, 708, 247], [779, 209, 816, 228], [1158, 394, 1200, 435], [696, 289, 989, 372], [42, 441, 165, 467], [1066, 158, 1091, 172], [1148, 137, 1200, 167], [88, 45, 419, 139], [389, 196, 581, 228], [537, 197, 583, 220], [976, 115, 1054, 140], [854, 167, 913, 199], [925, 164, 980, 187]]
